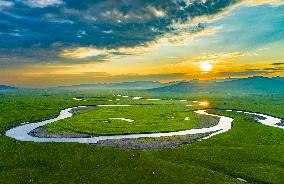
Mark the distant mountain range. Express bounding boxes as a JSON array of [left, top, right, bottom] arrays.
[[56, 81, 172, 90], [0, 85, 17, 90], [2, 76, 284, 94], [149, 76, 284, 94]]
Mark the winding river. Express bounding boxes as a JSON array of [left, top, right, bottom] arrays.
[[5, 105, 283, 144]]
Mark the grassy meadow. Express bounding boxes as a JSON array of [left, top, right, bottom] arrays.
[[0, 89, 284, 183]]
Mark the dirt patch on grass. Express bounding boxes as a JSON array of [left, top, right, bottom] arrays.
[[30, 127, 92, 138], [197, 114, 219, 128], [95, 131, 217, 150]]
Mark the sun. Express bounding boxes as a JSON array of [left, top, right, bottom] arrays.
[[200, 61, 213, 72]]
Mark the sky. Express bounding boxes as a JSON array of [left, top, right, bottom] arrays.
[[0, 0, 284, 87]]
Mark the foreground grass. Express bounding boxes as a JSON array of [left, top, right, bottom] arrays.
[[1, 135, 240, 183], [154, 111, 284, 183], [1, 90, 284, 183]]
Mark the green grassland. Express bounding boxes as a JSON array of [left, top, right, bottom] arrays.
[[45, 105, 201, 135], [1, 90, 284, 183]]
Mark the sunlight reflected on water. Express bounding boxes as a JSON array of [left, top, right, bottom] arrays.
[[199, 101, 209, 107]]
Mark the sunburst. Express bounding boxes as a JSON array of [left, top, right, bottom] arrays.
[[200, 61, 213, 72]]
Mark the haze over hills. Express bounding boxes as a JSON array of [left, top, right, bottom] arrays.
[[3, 76, 284, 94], [56, 81, 172, 90], [149, 76, 284, 94], [0, 85, 17, 90]]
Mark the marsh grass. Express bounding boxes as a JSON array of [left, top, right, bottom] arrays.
[[45, 105, 199, 135], [1, 90, 284, 183]]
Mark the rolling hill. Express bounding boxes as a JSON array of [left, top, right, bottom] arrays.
[[150, 76, 284, 94], [56, 81, 172, 90], [0, 85, 17, 90]]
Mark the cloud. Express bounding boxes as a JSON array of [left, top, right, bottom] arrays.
[[0, 47, 62, 68], [263, 67, 284, 71], [23, 0, 64, 8], [0, 1, 14, 9], [271, 62, 284, 66], [243, 0, 284, 6], [169, 52, 243, 69], [61, 47, 108, 59], [191, 52, 243, 63], [0, 0, 239, 64], [218, 65, 284, 78], [1, 0, 283, 70], [218, 70, 270, 77], [60, 45, 158, 60]]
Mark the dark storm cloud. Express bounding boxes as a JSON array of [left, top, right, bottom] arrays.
[[0, 0, 238, 66], [1, 0, 239, 48], [0, 48, 60, 67]]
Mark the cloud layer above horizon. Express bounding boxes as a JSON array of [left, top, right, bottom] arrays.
[[0, 0, 239, 61], [1, 0, 284, 87]]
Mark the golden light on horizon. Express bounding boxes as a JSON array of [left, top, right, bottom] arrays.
[[200, 61, 213, 72]]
